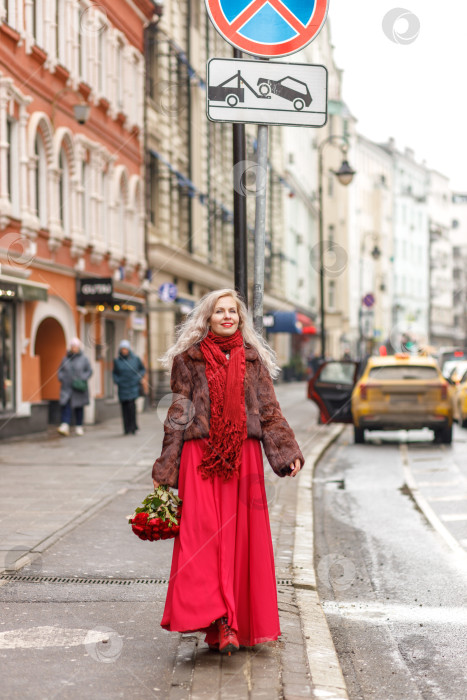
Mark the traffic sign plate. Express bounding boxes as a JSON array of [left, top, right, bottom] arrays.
[[362, 293, 375, 308], [158, 282, 178, 302], [207, 58, 327, 127], [205, 0, 329, 58]]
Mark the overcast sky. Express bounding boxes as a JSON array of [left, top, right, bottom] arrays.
[[326, 0, 467, 191]]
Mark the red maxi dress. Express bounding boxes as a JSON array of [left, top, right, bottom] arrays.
[[161, 437, 281, 646]]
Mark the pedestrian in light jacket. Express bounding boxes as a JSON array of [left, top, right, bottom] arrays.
[[113, 340, 146, 435], [57, 337, 93, 437]]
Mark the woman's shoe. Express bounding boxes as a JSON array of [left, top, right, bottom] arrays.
[[57, 423, 70, 436], [75, 426, 84, 436], [217, 617, 239, 654]]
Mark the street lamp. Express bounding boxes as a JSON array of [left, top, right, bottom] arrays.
[[358, 232, 381, 358], [51, 87, 91, 126], [318, 136, 356, 359]]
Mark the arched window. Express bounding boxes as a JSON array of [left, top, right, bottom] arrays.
[[58, 147, 70, 237], [34, 133, 48, 228]]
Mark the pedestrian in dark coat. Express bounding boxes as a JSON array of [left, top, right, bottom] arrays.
[[57, 338, 92, 436], [152, 289, 304, 654], [112, 340, 146, 435]]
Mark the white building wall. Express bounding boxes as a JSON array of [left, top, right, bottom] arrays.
[[350, 135, 394, 356], [428, 169, 455, 347], [385, 142, 430, 350]]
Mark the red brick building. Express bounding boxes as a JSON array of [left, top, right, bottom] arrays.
[[0, 0, 158, 437]]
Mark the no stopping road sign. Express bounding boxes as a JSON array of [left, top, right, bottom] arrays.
[[205, 0, 329, 58]]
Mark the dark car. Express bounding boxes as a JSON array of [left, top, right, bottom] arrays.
[[256, 76, 312, 110]]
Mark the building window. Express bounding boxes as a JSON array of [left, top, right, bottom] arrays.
[[97, 21, 107, 95], [328, 280, 335, 310], [58, 147, 70, 237], [0, 300, 15, 413], [149, 154, 158, 225], [100, 167, 109, 248], [56, 0, 66, 64], [33, 0, 44, 45], [81, 156, 90, 241], [117, 176, 127, 250], [34, 133, 48, 228], [116, 39, 125, 111], [78, 3, 88, 83], [5, 0, 16, 29], [6, 118, 19, 218]]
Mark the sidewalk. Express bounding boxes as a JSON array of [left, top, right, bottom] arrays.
[[0, 384, 348, 699]]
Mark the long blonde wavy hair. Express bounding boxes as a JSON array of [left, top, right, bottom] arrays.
[[161, 289, 280, 378]]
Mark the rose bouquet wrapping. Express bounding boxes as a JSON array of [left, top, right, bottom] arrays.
[[128, 486, 182, 541]]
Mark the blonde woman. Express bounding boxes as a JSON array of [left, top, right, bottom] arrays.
[[153, 289, 304, 653]]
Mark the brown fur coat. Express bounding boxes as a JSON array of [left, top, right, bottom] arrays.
[[152, 344, 304, 487]]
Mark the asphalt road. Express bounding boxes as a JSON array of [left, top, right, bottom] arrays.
[[313, 425, 467, 700]]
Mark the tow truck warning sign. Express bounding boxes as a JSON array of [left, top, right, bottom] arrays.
[[207, 58, 327, 127]]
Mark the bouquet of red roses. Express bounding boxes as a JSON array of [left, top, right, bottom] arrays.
[[128, 486, 182, 541]]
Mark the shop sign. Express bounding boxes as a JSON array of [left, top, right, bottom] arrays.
[[19, 284, 48, 302], [131, 313, 147, 331], [77, 278, 113, 305]]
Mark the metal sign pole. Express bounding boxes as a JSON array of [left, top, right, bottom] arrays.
[[253, 123, 268, 333], [233, 48, 248, 306]]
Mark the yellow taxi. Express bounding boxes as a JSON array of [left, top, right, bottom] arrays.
[[307, 353, 453, 444], [453, 369, 467, 428]]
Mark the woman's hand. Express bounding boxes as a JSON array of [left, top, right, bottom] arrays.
[[288, 458, 302, 477]]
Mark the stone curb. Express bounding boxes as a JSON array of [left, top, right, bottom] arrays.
[[293, 424, 349, 700]]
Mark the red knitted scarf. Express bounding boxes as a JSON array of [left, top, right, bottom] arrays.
[[198, 329, 247, 480]]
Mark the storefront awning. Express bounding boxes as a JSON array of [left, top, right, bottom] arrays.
[[263, 311, 316, 334], [0, 273, 48, 302]]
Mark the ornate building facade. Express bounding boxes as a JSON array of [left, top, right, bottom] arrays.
[[0, 0, 155, 437]]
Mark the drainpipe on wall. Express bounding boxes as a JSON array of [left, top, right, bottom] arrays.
[[143, 13, 161, 406]]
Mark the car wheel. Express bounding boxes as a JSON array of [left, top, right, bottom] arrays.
[[259, 83, 270, 96], [226, 94, 239, 107], [441, 425, 453, 444], [293, 98, 305, 111], [354, 426, 365, 444]]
